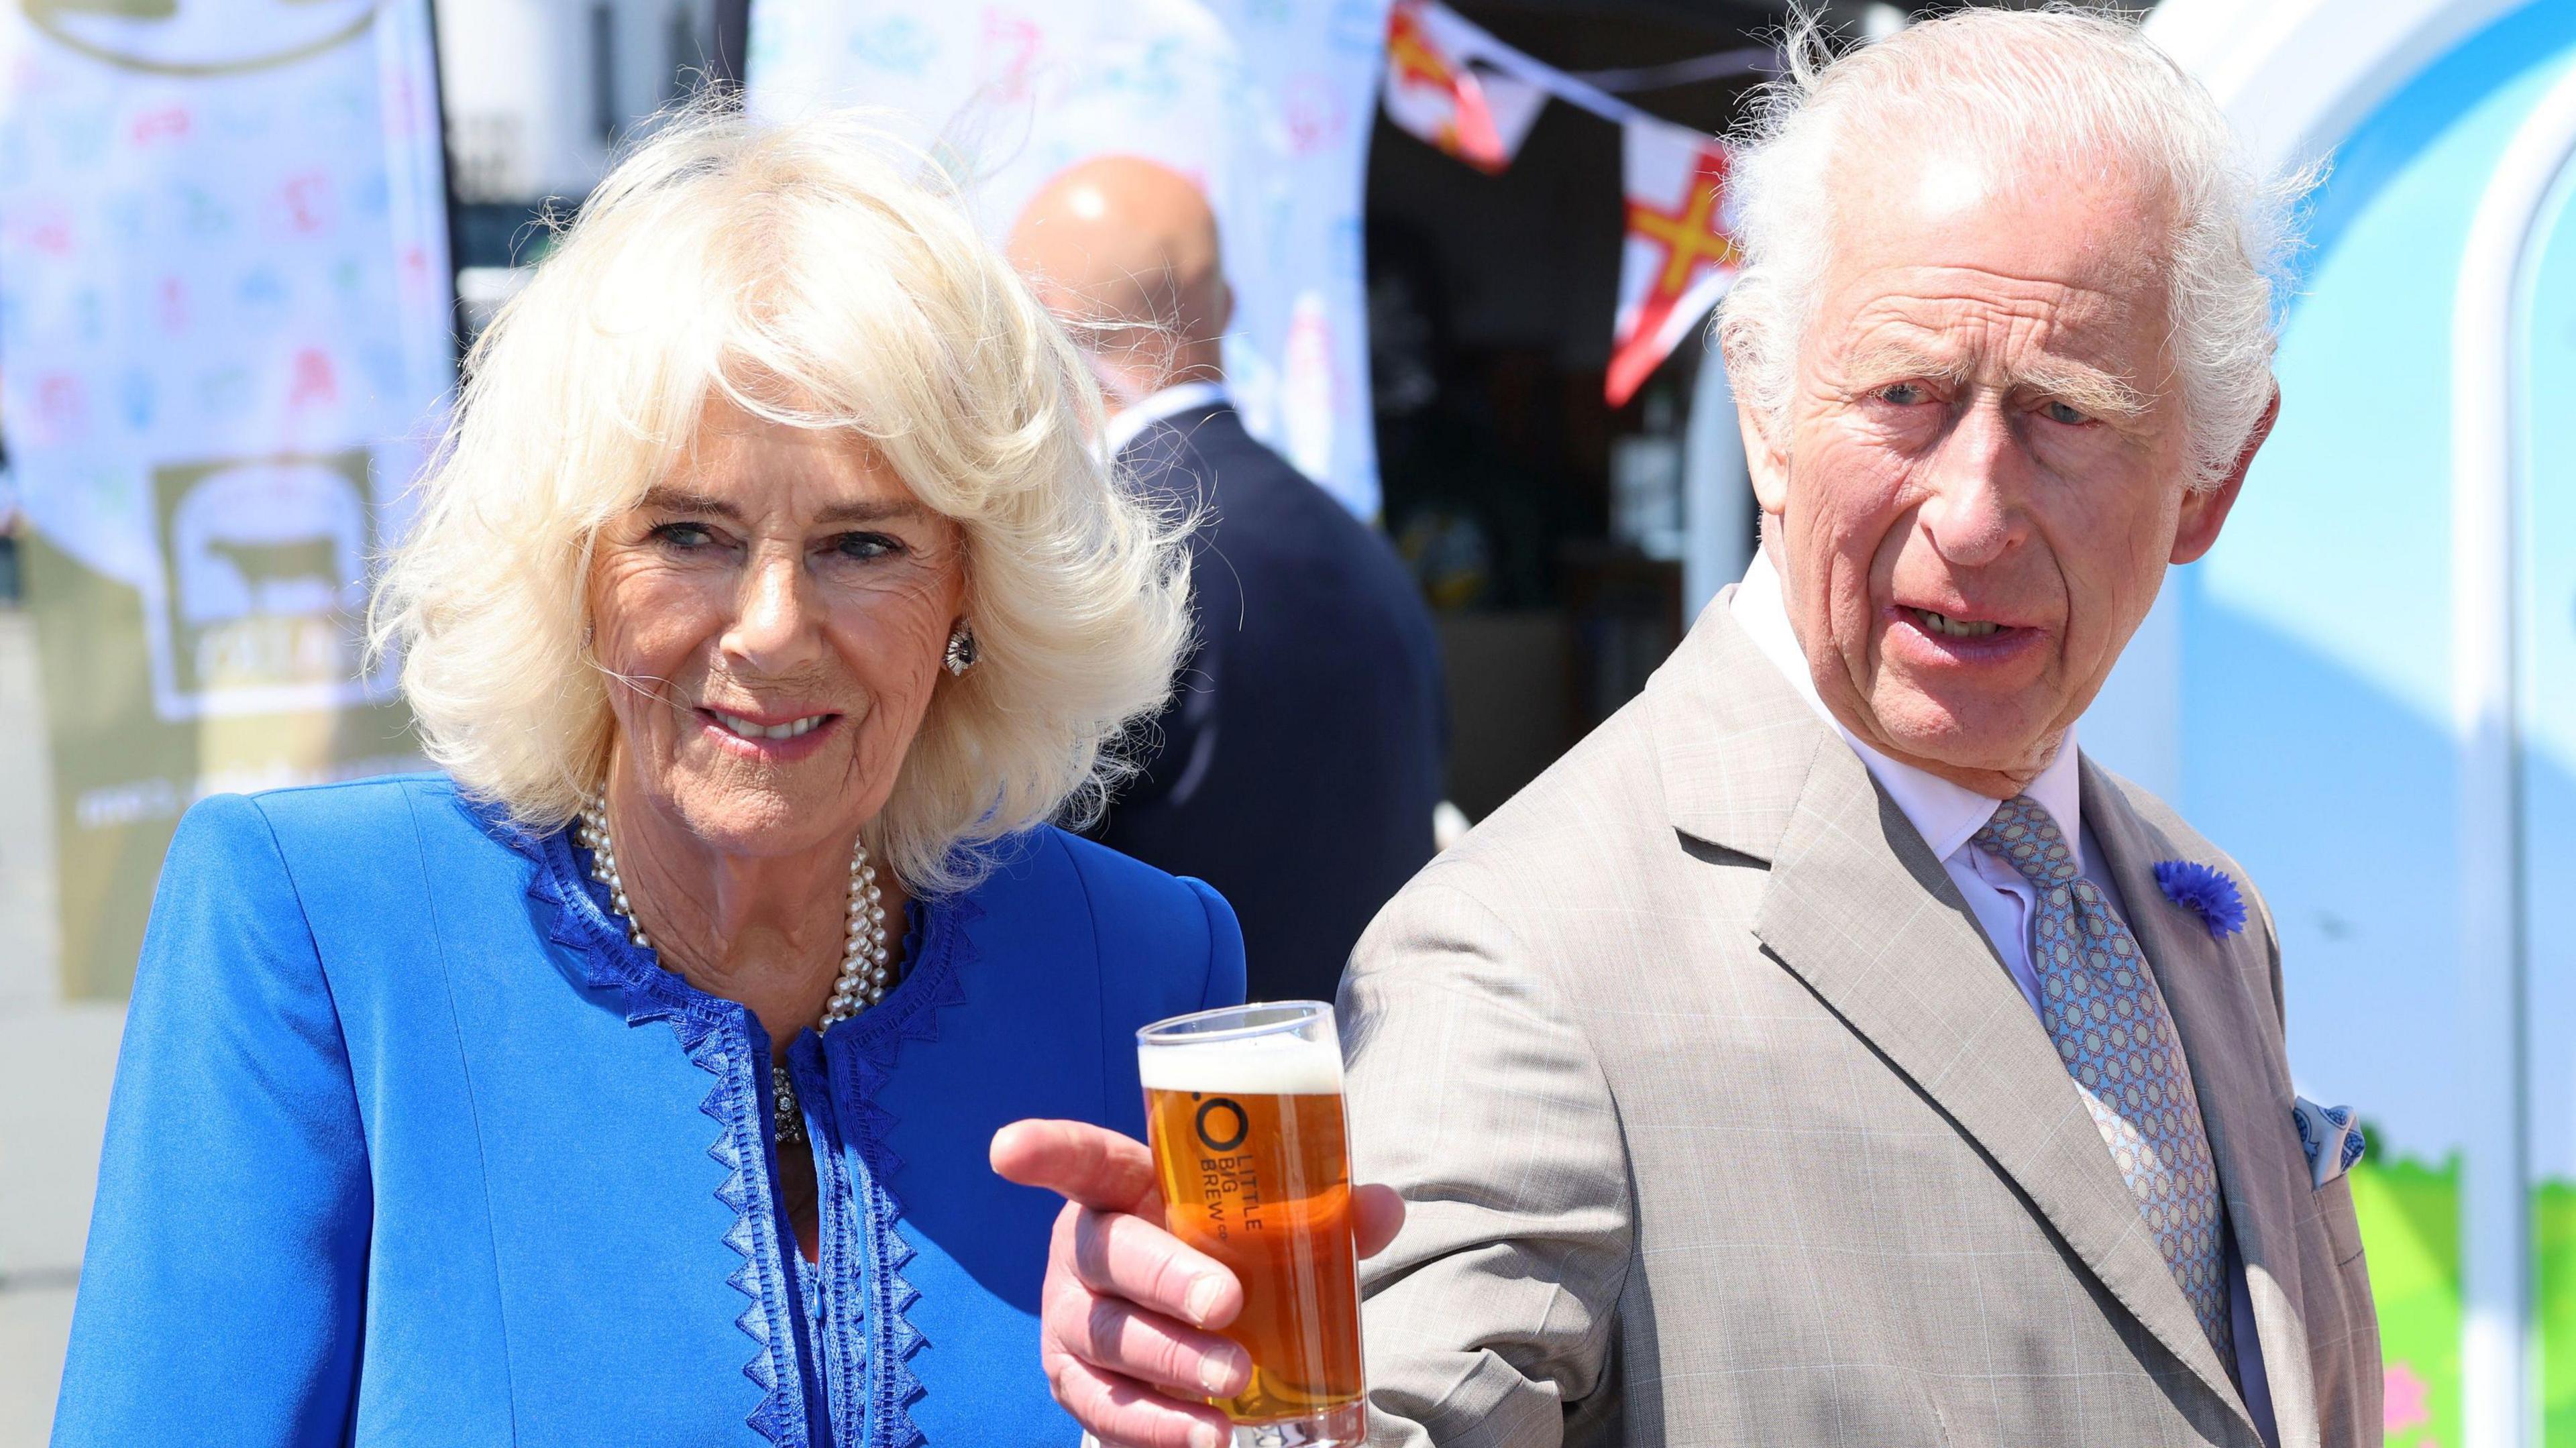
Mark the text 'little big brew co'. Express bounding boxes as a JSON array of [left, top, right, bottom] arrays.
[[1181, 1094, 1264, 1237], [1141, 1033, 1364, 1430]]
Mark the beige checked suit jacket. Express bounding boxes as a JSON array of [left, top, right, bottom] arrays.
[[1341, 602, 2380, 1447]]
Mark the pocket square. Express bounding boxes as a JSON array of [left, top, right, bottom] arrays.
[[2292, 1097, 2367, 1188]]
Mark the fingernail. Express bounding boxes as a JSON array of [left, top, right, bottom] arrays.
[[1190, 1424, 1225, 1448], [1199, 1347, 1246, 1395], [1185, 1275, 1224, 1324]]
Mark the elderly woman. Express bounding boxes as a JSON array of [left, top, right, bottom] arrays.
[[52, 111, 1240, 1447]]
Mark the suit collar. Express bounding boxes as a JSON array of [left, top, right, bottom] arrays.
[[1105, 380, 1231, 455], [1747, 745, 2256, 1434], [1649, 612, 2257, 1433], [1724, 550, 2086, 867], [2084, 762, 2322, 1447], [1646, 595, 1830, 865]]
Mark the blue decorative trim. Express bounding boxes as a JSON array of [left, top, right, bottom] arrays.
[[708, 1038, 815, 1448], [825, 895, 976, 1448], [516, 812, 737, 1030], [482, 797, 983, 1448], [496, 806, 810, 1446], [792, 1047, 864, 1441]]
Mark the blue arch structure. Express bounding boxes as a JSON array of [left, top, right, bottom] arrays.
[[2161, 3, 2576, 1441]]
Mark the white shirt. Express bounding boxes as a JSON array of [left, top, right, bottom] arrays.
[[1102, 380, 1230, 457], [1728, 549, 2101, 1015], [1728, 551, 2277, 1447]]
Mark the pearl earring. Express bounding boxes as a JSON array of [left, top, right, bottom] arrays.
[[943, 626, 978, 676]]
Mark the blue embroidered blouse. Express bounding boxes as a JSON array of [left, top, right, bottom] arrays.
[[51, 775, 1246, 1447]]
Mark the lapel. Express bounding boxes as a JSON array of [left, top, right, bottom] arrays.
[[2084, 763, 2323, 1448], [1646, 605, 2255, 1434]]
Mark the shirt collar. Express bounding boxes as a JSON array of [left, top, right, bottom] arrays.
[[1104, 380, 1230, 456], [1727, 547, 2082, 867]]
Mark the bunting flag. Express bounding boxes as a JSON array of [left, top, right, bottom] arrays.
[[1607, 119, 1741, 408], [1376, 0, 1747, 405], [1381, 0, 1546, 175]]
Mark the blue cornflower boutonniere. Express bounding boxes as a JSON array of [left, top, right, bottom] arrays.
[[2153, 860, 2248, 939]]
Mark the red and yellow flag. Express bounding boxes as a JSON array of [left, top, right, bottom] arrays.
[[1381, 0, 1545, 176], [1607, 119, 1740, 407]]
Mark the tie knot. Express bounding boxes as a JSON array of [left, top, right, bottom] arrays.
[[1971, 794, 2079, 887]]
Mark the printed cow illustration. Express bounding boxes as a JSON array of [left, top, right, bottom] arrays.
[[200, 536, 350, 618], [168, 461, 367, 626]]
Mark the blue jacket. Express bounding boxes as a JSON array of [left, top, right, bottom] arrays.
[[53, 775, 1245, 1447]]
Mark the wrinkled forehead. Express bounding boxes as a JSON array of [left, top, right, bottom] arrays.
[[1807, 137, 2178, 381], [658, 393, 922, 516]]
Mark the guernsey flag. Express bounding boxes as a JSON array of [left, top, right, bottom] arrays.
[[1381, 0, 1546, 176], [1606, 119, 1741, 407]]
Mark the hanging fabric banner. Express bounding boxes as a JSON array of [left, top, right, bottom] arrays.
[[748, 0, 1393, 521], [1607, 119, 1741, 408], [0, 0, 454, 998], [1381, 0, 1547, 175]]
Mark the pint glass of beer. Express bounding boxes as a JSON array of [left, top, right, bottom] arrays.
[[1137, 1001, 1364, 1447]]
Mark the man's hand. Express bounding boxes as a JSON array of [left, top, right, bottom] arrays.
[[991, 1119, 1405, 1448]]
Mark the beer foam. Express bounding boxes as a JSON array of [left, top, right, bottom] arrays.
[[1138, 1031, 1345, 1095]]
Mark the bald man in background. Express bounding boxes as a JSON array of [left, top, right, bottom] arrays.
[[1009, 156, 1446, 1005]]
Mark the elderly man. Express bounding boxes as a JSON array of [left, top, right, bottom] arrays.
[[994, 10, 2380, 1447], [1007, 157, 1448, 1003]]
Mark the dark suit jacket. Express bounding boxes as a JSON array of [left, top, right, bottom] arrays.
[[1099, 402, 1446, 1005]]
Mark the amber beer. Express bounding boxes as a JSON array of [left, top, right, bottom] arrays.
[[1138, 1003, 1364, 1447]]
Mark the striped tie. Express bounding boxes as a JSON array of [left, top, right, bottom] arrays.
[[1972, 795, 2235, 1366]]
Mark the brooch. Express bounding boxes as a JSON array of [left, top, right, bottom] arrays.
[[2152, 860, 2248, 940]]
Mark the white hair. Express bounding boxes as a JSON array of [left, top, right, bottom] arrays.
[[370, 105, 1191, 895], [1715, 5, 2311, 488]]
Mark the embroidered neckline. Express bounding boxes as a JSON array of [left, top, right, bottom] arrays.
[[489, 800, 973, 1448], [828, 897, 975, 1448]]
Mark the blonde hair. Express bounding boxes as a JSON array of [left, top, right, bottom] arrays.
[[371, 105, 1191, 894], [1717, 5, 2310, 490]]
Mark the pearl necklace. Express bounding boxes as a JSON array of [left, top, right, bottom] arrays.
[[576, 797, 892, 1146]]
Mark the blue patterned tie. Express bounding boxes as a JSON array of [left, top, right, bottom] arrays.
[[1972, 795, 2235, 1366]]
